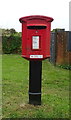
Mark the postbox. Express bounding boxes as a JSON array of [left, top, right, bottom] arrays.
[[19, 15, 53, 60]]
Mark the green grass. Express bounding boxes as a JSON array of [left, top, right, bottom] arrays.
[[0, 55, 2, 119], [2, 54, 69, 118]]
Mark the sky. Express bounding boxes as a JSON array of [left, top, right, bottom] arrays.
[[0, 0, 70, 32]]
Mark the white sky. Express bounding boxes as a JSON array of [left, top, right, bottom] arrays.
[[0, 0, 70, 32]]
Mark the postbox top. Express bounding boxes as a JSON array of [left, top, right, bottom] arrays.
[[19, 15, 53, 23]]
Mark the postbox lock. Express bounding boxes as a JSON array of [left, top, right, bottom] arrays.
[[36, 31, 38, 33]]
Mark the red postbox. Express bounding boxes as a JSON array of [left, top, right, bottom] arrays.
[[19, 15, 53, 60], [19, 15, 54, 105]]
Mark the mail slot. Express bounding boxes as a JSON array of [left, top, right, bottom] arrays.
[[19, 15, 53, 60]]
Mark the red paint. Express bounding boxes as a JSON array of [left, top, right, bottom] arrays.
[[19, 15, 53, 60]]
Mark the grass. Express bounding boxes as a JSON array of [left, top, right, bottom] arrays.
[[0, 55, 2, 119], [2, 54, 69, 118]]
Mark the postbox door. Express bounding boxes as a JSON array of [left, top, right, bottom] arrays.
[[27, 25, 47, 57]]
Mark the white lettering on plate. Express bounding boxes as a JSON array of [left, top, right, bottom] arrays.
[[30, 55, 43, 58]]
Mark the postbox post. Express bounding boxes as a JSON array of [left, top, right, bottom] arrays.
[[29, 60, 42, 105]]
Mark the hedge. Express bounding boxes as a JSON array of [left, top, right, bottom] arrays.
[[2, 35, 21, 54]]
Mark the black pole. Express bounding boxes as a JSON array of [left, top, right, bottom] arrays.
[[29, 60, 42, 105]]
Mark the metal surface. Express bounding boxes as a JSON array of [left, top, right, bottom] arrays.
[[29, 60, 42, 105], [19, 15, 53, 60], [19, 15, 53, 23], [50, 32, 56, 65]]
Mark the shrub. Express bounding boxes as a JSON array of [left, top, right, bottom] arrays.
[[2, 34, 21, 54], [57, 64, 71, 70]]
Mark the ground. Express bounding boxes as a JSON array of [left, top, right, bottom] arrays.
[[2, 54, 69, 118]]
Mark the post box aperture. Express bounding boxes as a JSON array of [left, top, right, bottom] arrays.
[[19, 15, 53, 60]]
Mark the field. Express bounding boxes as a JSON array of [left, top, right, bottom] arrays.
[[2, 54, 69, 118]]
